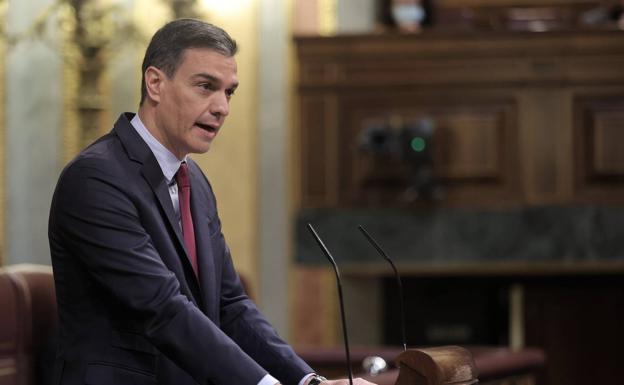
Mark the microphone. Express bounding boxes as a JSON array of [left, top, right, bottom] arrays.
[[307, 223, 354, 385], [358, 225, 408, 351]]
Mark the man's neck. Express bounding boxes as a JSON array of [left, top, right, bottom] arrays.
[[137, 105, 184, 161]]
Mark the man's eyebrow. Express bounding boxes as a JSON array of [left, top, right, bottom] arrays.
[[192, 73, 219, 82], [192, 73, 238, 89]]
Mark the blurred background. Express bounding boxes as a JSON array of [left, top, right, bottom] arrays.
[[1, 1, 624, 384]]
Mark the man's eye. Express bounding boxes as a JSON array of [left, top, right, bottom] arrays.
[[199, 83, 214, 90], [226, 89, 236, 98]]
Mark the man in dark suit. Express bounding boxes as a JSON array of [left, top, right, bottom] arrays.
[[49, 18, 375, 385]]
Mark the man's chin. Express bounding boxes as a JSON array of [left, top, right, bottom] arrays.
[[189, 142, 213, 155]]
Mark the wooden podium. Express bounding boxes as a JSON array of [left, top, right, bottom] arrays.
[[394, 346, 478, 385], [297, 344, 544, 385]]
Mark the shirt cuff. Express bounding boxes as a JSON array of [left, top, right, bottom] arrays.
[[258, 374, 280, 385], [258, 372, 315, 385], [298, 373, 316, 385]]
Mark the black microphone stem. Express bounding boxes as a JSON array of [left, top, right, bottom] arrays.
[[358, 225, 408, 351], [307, 223, 354, 385]]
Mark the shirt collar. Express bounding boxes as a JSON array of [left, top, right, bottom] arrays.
[[130, 114, 186, 183]]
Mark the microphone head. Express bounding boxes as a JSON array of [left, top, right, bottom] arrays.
[[307, 223, 340, 274]]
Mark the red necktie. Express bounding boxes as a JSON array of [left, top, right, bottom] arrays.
[[176, 163, 198, 276]]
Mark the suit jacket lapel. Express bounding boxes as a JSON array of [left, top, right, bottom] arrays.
[[112, 114, 202, 305]]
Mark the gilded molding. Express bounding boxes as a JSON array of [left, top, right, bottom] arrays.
[[60, 0, 202, 162], [0, 1, 201, 264], [59, 4, 81, 163]]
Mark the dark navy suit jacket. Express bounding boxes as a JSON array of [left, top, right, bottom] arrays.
[[48, 113, 312, 385]]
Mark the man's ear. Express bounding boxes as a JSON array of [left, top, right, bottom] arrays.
[[144, 66, 165, 103]]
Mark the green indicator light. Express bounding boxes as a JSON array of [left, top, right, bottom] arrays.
[[411, 137, 426, 152]]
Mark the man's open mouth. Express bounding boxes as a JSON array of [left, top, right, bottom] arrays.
[[195, 123, 217, 133]]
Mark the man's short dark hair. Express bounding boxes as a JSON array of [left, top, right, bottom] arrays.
[[140, 18, 238, 104]]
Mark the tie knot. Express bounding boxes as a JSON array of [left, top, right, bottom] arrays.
[[176, 162, 190, 188]]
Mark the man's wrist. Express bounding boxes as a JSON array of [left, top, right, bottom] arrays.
[[307, 374, 328, 385]]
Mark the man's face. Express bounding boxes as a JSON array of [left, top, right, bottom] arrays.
[[150, 48, 238, 159]]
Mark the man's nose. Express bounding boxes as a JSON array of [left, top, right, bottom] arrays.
[[210, 93, 230, 117]]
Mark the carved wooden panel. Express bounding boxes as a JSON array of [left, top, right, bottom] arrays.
[[433, 110, 503, 179], [588, 108, 624, 176], [337, 94, 520, 206], [574, 95, 624, 202]]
